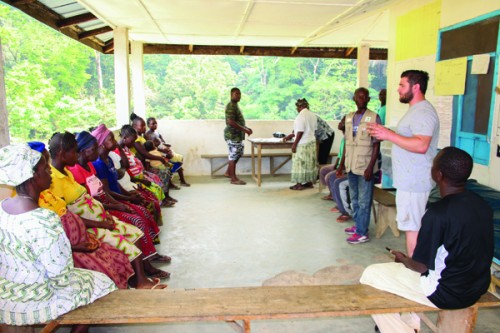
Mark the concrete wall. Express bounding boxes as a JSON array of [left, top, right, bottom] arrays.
[[386, 0, 500, 190], [155, 119, 342, 176]]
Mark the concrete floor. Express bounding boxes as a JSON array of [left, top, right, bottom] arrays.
[[60, 175, 499, 332]]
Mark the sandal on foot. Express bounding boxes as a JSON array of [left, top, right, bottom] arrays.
[[146, 269, 171, 280], [149, 278, 168, 290], [302, 182, 313, 188], [290, 184, 305, 190], [161, 200, 175, 207], [150, 254, 172, 263], [336, 214, 352, 222], [231, 179, 246, 185], [180, 182, 191, 187], [321, 195, 332, 200], [330, 207, 340, 213]]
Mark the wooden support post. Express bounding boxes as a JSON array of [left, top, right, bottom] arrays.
[[436, 306, 478, 333]]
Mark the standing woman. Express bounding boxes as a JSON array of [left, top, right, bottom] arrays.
[[0, 144, 115, 330], [284, 98, 318, 190]]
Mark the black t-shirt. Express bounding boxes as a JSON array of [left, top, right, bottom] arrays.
[[413, 190, 494, 309]]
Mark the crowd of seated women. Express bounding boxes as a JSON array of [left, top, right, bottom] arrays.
[[0, 115, 188, 331]]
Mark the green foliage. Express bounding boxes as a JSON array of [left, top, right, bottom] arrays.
[[0, 2, 387, 144]]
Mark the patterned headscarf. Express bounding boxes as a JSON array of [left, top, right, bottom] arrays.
[[76, 131, 97, 152], [91, 124, 111, 146], [0, 144, 42, 186]]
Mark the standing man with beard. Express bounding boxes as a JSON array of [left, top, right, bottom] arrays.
[[367, 70, 440, 257]]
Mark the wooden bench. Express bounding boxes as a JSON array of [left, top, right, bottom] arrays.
[[28, 284, 498, 333]]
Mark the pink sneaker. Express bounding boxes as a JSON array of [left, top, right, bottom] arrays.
[[344, 226, 356, 235], [346, 233, 370, 244]]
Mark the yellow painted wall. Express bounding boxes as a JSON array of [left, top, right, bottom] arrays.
[[387, 0, 500, 189]]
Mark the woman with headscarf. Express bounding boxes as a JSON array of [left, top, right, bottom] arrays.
[[28, 141, 135, 290], [91, 124, 168, 208], [114, 124, 176, 207], [130, 113, 177, 202], [69, 130, 172, 275], [48, 132, 172, 275], [0, 144, 115, 329], [283, 98, 318, 190]]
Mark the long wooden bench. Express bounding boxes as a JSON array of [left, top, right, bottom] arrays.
[[201, 152, 337, 177], [32, 284, 499, 333]]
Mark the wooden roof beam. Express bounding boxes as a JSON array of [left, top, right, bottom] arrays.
[[345, 47, 355, 57], [10, 0, 36, 5], [144, 44, 387, 60], [57, 12, 98, 28], [79, 26, 113, 40], [103, 41, 114, 54], [3, 0, 105, 53]]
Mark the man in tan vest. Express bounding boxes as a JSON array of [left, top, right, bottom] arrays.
[[337, 87, 381, 244]]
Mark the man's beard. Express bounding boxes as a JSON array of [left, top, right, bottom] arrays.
[[399, 90, 413, 104]]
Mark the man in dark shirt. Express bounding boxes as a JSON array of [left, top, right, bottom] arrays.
[[224, 87, 252, 185], [360, 146, 493, 332]]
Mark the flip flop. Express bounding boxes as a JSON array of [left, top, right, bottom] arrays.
[[290, 184, 305, 190], [330, 207, 340, 213], [150, 254, 172, 263], [180, 182, 191, 187], [336, 214, 352, 222], [149, 278, 168, 290], [231, 179, 246, 185], [321, 195, 332, 200], [146, 269, 171, 280]]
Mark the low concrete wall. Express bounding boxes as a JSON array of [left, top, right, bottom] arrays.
[[156, 120, 342, 176]]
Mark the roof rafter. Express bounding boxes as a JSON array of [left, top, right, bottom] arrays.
[[143, 44, 387, 60], [57, 12, 97, 28]]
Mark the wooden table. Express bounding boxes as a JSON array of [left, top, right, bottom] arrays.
[[248, 138, 293, 187]]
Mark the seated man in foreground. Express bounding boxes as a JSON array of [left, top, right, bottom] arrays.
[[360, 146, 494, 333]]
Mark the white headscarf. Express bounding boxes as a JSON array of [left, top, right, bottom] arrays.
[[0, 144, 42, 186]]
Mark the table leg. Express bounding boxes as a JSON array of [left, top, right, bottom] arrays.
[[257, 144, 262, 187]]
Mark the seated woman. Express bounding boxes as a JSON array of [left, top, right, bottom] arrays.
[[48, 132, 172, 277], [28, 142, 135, 289], [0, 144, 115, 330], [145, 116, 190, 187], [130, 113, 177, 201], [70, 131, 172, 275], [115, 124, 177, 206]]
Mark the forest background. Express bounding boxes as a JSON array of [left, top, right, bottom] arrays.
[[0, 3, 386, 142]]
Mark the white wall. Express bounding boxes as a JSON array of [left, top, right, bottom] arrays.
[[156, 119, 342, 176]]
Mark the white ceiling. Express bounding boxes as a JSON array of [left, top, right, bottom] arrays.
[[76, 0, 399, 48]]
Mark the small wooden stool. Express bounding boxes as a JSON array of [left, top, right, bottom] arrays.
[[372, 186, 400, 238]]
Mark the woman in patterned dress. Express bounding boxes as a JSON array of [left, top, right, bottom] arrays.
[[68, 131, 172, 277], [0, 144, 115, 331], [47, 132, 171, 280]]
